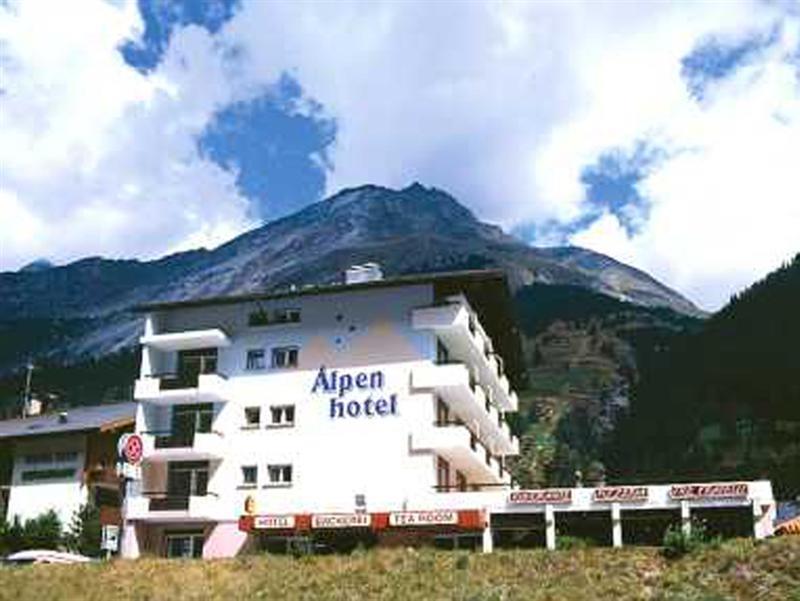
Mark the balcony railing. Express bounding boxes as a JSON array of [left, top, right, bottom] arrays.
[[144, 490, 219, 512]]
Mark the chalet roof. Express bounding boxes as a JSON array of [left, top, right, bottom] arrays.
[[0, 401, 135, 440]]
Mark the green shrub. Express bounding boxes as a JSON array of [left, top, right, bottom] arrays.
[[0, 510, 64, 554], [22, 509, 62, 550], [65, 503, 102, 557], [556, 535, 593, 550], [662, 521, 720, 559]]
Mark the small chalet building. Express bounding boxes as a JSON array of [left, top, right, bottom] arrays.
[[0, 402, 135, 530]]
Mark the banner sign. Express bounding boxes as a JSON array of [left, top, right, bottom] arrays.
[[508, 489, 572, 505], [311, 513, 371, 529], [592, 486, 649, 503], [254, 515, 296, 530], [389, 510, 458, 527], [669, 482, 748, 500]]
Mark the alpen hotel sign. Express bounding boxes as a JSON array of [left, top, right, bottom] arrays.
[[312, 366, 398, 419]]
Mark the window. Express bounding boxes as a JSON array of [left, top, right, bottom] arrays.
[[248, 307, 301, 327], [456, 471, 467, 492], [436, 340, 450, 364], [435, 397, 449, 426], [24, 453, 53, 465], [241, 466, 258, 487], [246, 349, 266, 370], [274, 308, 301, 324], [167, 461, 209, 497], [248, 309, 271, 327], [165, 532, 204, 559], [54, 451, 79, 463], [266, 464, 293, 486], [244, 407, 261, 428], [437, 457, 450, 492], [271, 347, 299, 369], [269, 405, 295, 427]]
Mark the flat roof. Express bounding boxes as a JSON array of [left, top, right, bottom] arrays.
[[135, 269, 507, 312], [0, 402, 136, 440]]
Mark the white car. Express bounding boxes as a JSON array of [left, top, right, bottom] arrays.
[[3, 550, 94, 565]]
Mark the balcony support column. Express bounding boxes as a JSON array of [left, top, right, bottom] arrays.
[[482, 513, 494, 554], [545, 504, 556, 550], [611, 503, 622, 548], [681, 500, 691, 536]]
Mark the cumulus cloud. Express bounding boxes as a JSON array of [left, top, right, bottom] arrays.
[[0, 0, 254, 269], [1, 0, 798, 311]]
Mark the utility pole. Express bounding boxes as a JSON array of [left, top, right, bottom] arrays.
[[22, 361, 34, 418]]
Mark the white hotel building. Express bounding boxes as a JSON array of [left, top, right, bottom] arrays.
[[120, 266, 775, 559]]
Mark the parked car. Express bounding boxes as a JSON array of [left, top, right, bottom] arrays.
[[3, 550, 94, 565]]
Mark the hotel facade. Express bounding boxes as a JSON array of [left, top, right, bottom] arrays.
[[120, 267, 775, 559]]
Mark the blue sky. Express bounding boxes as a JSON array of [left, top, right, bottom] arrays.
[[1, 0, 798, 309]]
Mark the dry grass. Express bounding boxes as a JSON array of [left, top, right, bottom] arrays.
[[1, 537, 798, 601]]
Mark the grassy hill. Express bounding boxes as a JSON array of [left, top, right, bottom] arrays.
[[2, 538, 798, 600]]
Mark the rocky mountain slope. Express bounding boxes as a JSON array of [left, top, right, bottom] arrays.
[[0, 183, 700, 372]]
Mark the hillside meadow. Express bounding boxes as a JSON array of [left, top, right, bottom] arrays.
[[1, 537, 798, 601]]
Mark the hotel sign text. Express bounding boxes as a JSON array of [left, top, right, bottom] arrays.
[[508, 489, 572, 505], [312, 367, 398, 419], [254, 515, 295, 530], [592, 486, 649, 503], [389, 510, 459, 527], [669, 482, 748, 500], [311, 513, 372, 529]]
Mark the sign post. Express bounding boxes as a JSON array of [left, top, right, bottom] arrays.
[[101, 524, 120, 559]]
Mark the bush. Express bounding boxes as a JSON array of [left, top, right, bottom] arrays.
[[0, 516, 26, 555], [65, 503, 102, 557], [0, 510, 64, 555], [556, 535, 593, 550], [661, 521, 720, 559]]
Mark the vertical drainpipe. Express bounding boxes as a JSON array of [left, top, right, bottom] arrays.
[[544, 504, 556, 550]]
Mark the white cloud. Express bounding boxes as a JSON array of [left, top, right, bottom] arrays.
[[1, 0, 798, 311], [0, 0, 254, 270], [218, 0, 798, 309]]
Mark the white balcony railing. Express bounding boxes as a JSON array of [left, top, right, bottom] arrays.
[[125, 493, 224, 522], [412, 302, 517, 411], [411, 363, 516, 456], [140, 431, 225, 461], [134, 373, 228, 404], [140, 328, 230, 351], [411, 424, 512, 488]]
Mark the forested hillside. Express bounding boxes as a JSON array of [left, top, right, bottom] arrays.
[[607, 254, 800, 498]]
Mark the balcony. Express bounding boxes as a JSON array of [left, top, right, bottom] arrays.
[[134, 372, 227, 404], [411, 424, 512, 489], [125, 492, 223, 522], [140, 328, 230, 351], [411, 363, 516, 456], [412, 302, 517, 411], [140, 430, 225, 461]]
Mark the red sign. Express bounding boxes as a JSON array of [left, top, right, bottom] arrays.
[[389, 510, 458, 527], [669, 482, 748, 500], [311, 513, 371, 529], [122, 434, 143, 465], [592, 486, 649, 503], [254, 515, 295, 530], [508, 489, 572, 505]]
